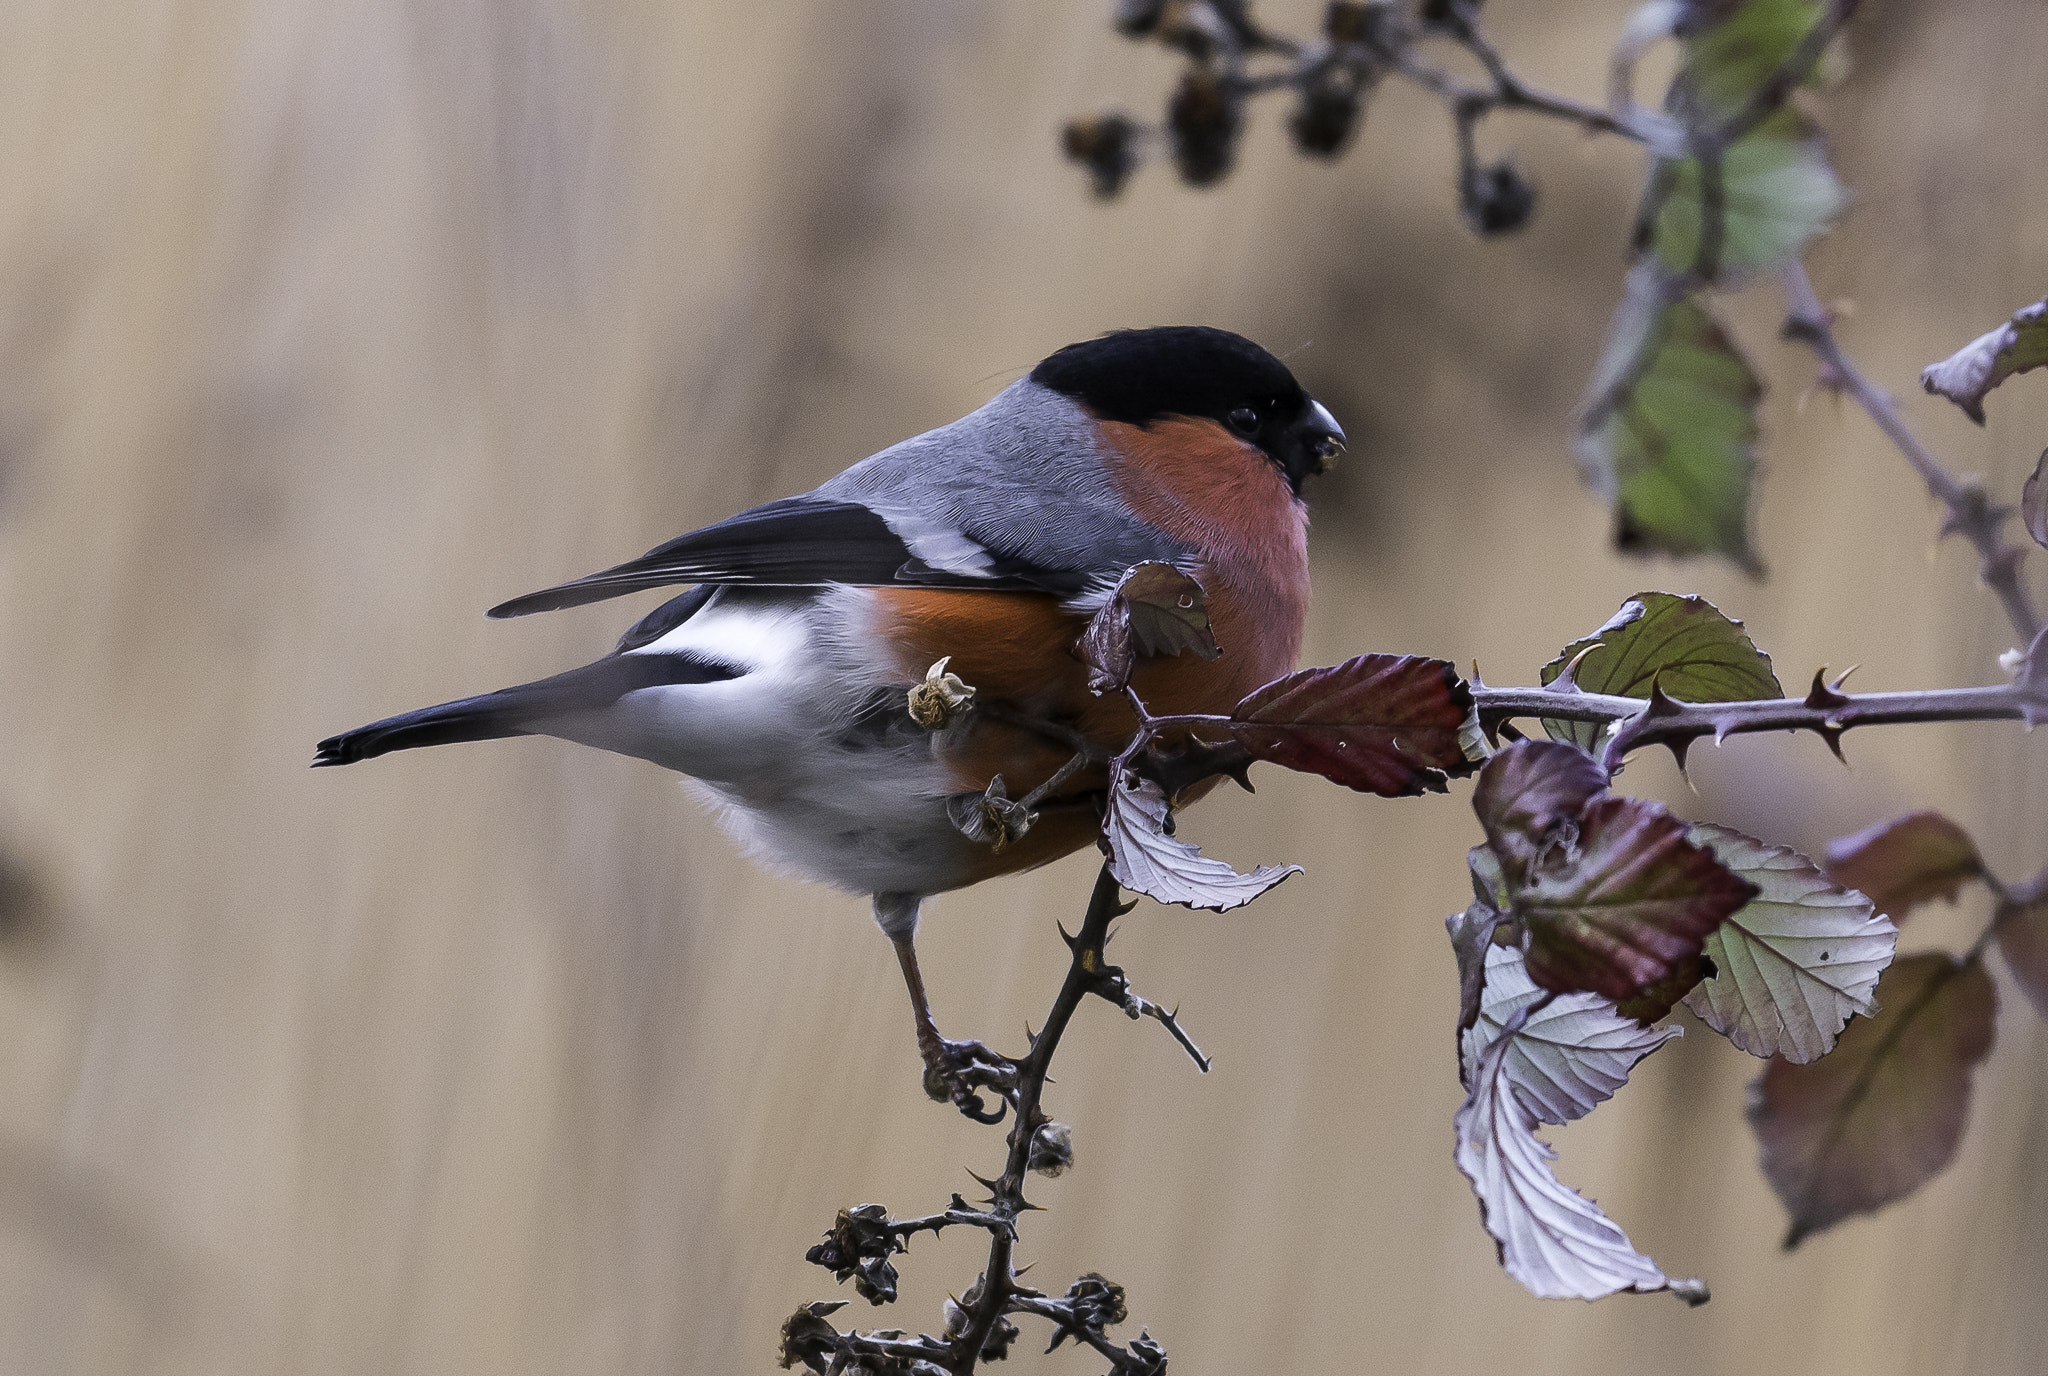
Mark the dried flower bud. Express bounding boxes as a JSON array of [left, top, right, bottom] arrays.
[[1128, 1329, 1169, 1374], [1063, 1272, 1128, 1330], [1461, 159, 1536, 236], [1062, 112, 1141, 199], [947, 775, 1037, 853], [1028, 1120, 1075, 1176], [805, 1204, 902, 1305], [981, 1315, 1020, 1361], [1167, 68, 1241, 186], [852, 1255, 899, 1305], [778, 1300, 847, 1371], [906, 656, 976, 730]]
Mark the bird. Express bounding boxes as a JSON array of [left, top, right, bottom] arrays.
[[315, 326, 1344, 1106]]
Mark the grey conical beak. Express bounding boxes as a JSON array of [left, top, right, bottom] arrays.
[[1306, 399, 1346, 472]]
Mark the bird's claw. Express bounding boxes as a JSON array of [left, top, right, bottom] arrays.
[[919, 1037, 1018, 1123]]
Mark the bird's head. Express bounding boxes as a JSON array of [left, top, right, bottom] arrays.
[[1029, 325, 1346, 494]]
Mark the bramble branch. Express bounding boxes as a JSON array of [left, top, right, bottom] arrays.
[[789, 865, 1178, 1375], [1782, 262, 2043, 645]]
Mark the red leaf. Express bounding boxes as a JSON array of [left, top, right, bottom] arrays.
[[1518, 796, 1758, 1003], [1075, 563, 1219, 695], [1824, 812, 1984, 923], [1996, 895, 2048, 1023], [1749, 953, 1996, 1247], [1224, 655, 1479, 797], [1471, 740, 1610, 889]]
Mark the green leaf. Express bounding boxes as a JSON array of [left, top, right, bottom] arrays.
[[1823, 811, 1985, 923], [1684, 824, 1897, 1063], [1749, 953, 1996, 1247], [1577, 267, 1765, 570], [1517, 794, 1758, 1003], [1646, 114, 1846, 282], [1680, 0, 1833, 122], [1920, 299, 2048, 425], [1539, 592, 1781, 750]]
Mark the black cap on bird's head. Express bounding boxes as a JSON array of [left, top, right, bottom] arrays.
[[1030, 325, 1346, 493]]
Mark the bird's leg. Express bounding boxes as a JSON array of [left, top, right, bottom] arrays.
[[875, 893, 1016, 1121]]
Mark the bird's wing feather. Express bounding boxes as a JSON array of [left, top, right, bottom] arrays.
[[487, 381, 1189, 620], [486, 496, 1073, 619]]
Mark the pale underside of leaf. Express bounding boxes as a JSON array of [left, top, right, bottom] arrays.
[[1920, 299, 2048, 425], [1454, 946, 1692, 1301], [1102, 775, 1298, 911], [2022, 450, 2048, 551], [1540, 592, 1781, 750], [1463, 945, 1681, 1119], [1684, 824, 1897, 1064]]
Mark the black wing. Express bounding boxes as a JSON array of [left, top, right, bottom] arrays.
[[486, 496, 1071, 619]]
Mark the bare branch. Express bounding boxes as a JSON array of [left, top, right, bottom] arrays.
[[1783, 263, 2042, 644]]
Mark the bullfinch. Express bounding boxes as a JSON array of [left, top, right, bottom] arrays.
[[315, 326, 1344, 1098]]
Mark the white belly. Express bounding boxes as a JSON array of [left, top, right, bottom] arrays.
[[539, 589, 986, 897]]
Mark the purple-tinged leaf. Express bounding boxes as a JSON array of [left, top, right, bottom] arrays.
[[1226, 654, 1479, 797], [1102, 775, 1298, 911], [1518, 796, 1758, 1003], [1684, 824, 1897, 1063], [1920, 298, 2048, 425], [1823, 812, 1984, 923], [1995, 895, 2048, 1023], [1076, 563, 1220, 695], [2023, 450, 2048, 551], [1615, 951, 1715, 1027], [1750, 953, 1996, 1247], [1471, 740, 1610, 890], [1448, 901, 1504, 1063], [1455, 945, 1701, 1302], [1540, 593, 1781, 752]]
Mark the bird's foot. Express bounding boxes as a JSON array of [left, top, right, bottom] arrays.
[[918, 1034, 1018, 1124]]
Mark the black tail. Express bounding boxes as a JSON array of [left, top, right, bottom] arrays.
[[312, 652, 741, 767]]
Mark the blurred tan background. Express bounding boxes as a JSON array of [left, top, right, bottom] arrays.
[[0, 1, 2041, 1372]]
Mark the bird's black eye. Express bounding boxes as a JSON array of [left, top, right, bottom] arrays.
[[1226, 406, 1259, 436]]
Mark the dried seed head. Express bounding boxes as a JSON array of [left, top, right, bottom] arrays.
[[1462, 159, 1536, 236], [1028, 1120, 1075, 1176], [1062, 111, 1141, 199], [907, 656, 977, 730], [1168, 69, 1242, 186]]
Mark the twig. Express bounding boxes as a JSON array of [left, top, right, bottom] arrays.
[[1782, 263, 2043, 645], [948, 865, 1152, 1374]]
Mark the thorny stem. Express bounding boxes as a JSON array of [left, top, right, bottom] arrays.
[[797, 866, 1177, 1374], [1782, 262, 2044, 645], [949, 864, 1146, 1374], [1143, 672, 2043, 778]]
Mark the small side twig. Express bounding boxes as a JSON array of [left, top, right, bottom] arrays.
[[1782, 262, 2043, 646]]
